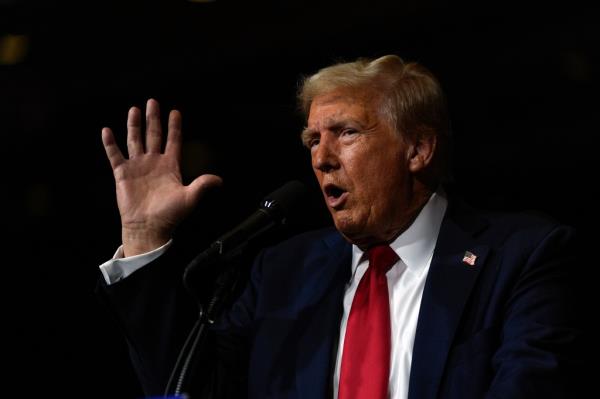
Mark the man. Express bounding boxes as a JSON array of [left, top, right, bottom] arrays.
[[99, 55, 579, 398]]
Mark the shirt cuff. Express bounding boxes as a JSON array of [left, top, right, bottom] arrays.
[[99, 239, 173, 285]]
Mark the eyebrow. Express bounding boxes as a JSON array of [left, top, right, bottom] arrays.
[[300, 117, 364, 142], [300, 127, 316, 147]]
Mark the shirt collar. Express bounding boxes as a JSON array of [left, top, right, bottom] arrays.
[[351, 189, 448, 274]]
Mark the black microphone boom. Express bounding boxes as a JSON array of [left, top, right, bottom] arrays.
[[169, 181, 307, 396], [182, 180, 306, 292]]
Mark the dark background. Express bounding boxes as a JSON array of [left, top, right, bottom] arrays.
[[1, 0, 597, 397]]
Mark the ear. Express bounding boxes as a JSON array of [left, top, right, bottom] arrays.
[[408, 134, 437, 173]]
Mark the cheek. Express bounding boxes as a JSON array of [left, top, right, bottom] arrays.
[[345, 151, 374, 181], [313, 169, 325, 185], [355, 158, 407, 210], [351, 154, 401, 190]]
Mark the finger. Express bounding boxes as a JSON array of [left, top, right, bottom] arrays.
[[186, 174, 223, 205], [145, 98, 162, 153], [102, 127, 126, 170], [127, 106, 143, 157], [165, 109, 182, 162]]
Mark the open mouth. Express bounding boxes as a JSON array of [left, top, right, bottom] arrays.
[[323, 184, 348, 208], [325, 185, 345, 198]]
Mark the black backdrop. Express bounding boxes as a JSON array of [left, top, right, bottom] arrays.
[[1, 0, 597, 397]]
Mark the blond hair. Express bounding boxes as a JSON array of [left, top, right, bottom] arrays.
[[298, 55, 451, 180]]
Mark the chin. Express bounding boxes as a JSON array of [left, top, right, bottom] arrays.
[[333, 213, 394, 247], [333, 215, 363, 241]]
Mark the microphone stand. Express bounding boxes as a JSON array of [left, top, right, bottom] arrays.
[[164, 245, 248, 398], [162, 181, 306, 397]]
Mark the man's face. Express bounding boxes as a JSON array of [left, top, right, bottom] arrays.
[[303, 88, 417, 247]]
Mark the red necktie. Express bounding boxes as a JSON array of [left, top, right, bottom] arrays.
[[338, 244, 399, 399]]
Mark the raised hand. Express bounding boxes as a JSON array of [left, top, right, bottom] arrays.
[[102, 99, 222, 257]]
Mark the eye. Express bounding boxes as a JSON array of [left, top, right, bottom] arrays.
[[301, 129, 321, 149], [308, 138, 320, 148], [341, 128, 358, 137], [302, 132, 320, 149]]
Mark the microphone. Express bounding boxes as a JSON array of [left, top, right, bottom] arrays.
[[182, 180, 307, 292], [169, 181, 307, 396]]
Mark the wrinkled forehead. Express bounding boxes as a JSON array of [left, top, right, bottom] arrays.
[[307, 88, 387, 129]]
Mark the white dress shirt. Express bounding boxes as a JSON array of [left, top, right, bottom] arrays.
[[333, 191, 447, 399], [99, 192, 447, 399], [99, 240, 173, 284]]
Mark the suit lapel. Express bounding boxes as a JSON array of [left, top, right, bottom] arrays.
[[408, 201, 490, 399], [295, 231, 351, 399]]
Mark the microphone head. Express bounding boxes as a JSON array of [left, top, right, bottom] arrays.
[[261, 180, 307, 221]]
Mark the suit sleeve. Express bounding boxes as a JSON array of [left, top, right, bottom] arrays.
[[96, 239, 259, 398], [486, 225, 583, 398]]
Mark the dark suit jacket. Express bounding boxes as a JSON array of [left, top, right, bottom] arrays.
[[98, 199, 581, 398]]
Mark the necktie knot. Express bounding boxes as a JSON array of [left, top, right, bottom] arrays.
[[367, 244, 399, 275]]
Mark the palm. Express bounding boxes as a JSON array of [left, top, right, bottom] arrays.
[[114, 153, 189, 231], [102, 99, 221, 255]]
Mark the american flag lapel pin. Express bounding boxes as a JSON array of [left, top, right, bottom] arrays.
[[462, 251, 477, 266]]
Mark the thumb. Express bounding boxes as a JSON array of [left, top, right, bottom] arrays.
[[186, 174, 223, 205]]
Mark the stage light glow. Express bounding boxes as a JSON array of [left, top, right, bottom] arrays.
[[0, 34, 29, 65]]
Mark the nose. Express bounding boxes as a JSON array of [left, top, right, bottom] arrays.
[[312, 133, 340, 173]]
